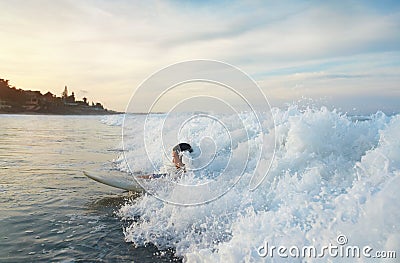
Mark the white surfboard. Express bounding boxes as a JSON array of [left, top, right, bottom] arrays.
[[83, 170, 144, 192]]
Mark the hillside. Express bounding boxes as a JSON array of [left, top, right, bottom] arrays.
[[0, 78, 119, 115]]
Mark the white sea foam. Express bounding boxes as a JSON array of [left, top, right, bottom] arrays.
[[100, 114, 125, 126], [102, 106, 400, 262]]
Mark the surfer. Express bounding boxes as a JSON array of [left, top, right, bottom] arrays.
[[172, 142, 193, 170], [138, 143, 193, 179]]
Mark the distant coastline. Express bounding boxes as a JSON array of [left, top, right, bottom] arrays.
[[0, 78, 121, 115]]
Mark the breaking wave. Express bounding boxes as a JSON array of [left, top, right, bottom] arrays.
[[102, 105, 400, 262]]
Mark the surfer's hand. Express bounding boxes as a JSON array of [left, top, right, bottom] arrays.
[[175, 162, 185, 169]]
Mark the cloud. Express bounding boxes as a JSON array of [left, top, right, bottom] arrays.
[[0, 0, 399, 112]]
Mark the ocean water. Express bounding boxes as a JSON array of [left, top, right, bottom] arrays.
[[0, 115, 179, 262], [1, 107, 399, 262], [105, 106, 399, 262]]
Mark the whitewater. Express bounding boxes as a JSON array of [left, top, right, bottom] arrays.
[[102, 105, 399, 262]]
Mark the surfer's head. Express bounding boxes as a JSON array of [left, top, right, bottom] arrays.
[[173, 143, 193, 154], [172, 143, 193, 169]]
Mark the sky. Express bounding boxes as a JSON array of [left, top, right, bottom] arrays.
[[0, 0, 399, 114]]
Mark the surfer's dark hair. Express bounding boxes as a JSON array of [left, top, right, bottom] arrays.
[[173, 143, 193, 153]]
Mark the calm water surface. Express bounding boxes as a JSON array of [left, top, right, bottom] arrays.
[[0, 115, 179, 262]]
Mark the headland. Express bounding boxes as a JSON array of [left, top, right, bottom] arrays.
[[0, 78, 121, 115]]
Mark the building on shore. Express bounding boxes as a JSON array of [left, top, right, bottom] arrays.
[[0, 78, 116, 114], [0, 99, 11, 110], [23, 90, 42, 111]]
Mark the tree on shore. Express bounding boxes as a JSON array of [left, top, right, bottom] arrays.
[[0, 78, 27, 106]]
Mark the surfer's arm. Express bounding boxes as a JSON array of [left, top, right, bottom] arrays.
[[172, 151, 185, 168], [136, 174, 152, 179]]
